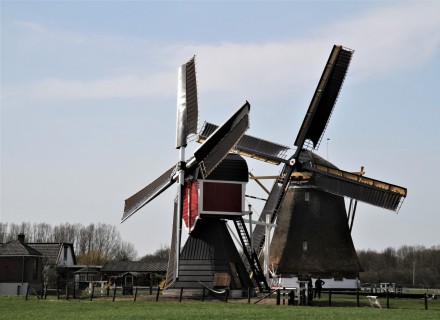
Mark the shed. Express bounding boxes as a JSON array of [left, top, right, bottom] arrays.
[[74, 266, 101, 290], [101, 260, 167, 287]]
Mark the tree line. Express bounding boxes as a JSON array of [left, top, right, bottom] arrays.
[[2, 222, 438, 287], [357, 245, 440, 288], [0, 222, 137, 264]]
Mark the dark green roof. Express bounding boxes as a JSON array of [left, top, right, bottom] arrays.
[[101, 260, 167, 273]]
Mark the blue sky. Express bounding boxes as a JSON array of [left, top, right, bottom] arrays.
[[1, 1, 439, 257]]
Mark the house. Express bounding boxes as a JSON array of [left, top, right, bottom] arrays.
[[0, 234, 44, 295], [28, 242, 76, 267], [28, 242, 77, 286], [101, 260, 167, 287], [0, 234, 79, 294]]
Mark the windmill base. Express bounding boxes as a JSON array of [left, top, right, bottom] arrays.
[[162, 288, 244, 298], [165, 218, 254, 291], [275, 275, 360, 290]]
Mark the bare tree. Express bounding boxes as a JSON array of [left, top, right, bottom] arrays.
[[1, 222, 139, 265], [0, 222, 8, 243], [113, 241, 138, 261], [140, 245, 170, 263]]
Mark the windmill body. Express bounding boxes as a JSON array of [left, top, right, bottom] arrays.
[[199, 45, 407, 290], [269, 152, 362, 289], [246, 45, 407, 289], [122, 57, 266, 296], [165, 153, 254, 294]]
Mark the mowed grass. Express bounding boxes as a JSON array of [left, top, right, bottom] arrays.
[[0, 295, 439, 320]]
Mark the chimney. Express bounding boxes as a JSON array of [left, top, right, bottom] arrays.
[[17, 234, 25, 243]]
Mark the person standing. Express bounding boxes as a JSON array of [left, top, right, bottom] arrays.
[[314, 277, 325, 299]]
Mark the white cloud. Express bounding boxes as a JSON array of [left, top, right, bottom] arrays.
[[15, 20, 87, 45], [320, 2, 440, 78], [4, 2, 439, 103], [24, 73, 175, 100]]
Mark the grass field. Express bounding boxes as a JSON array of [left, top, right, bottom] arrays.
[[0, 294, 439, 320]]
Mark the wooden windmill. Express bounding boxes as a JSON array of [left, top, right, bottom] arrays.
[[122, 57, 273, 294], [198, 45, 407, 288]]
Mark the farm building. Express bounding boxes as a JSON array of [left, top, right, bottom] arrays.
[[101, 260, 167, 287], [0, 234, 44, 295]]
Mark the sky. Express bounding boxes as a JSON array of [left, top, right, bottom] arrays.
[[1, 1, 439, 258]]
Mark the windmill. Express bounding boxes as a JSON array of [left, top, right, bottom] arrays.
[[198, 45, 407, 289], [122, 57, 273, 295]]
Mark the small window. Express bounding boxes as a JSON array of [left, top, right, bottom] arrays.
[[303, 240, 308, 252], [33, 259, 39, 279], [64, 245, 68, 261]]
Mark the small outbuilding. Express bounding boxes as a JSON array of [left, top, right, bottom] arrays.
[[74, 265, 101, 290], [101, 260, 167, 288], [0, 234, 43, 295]]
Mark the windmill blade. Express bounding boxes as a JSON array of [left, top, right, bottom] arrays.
[[122, 165, 177, 222], [294, 45, 354, 151], [251, 45, 354, 256], [193, 101, 251, 178], [252, 179, 283, 253], [197, 122, 290, 165], [165, 200, 179, 288], [306, 163, 407, 211], [176, 56, 198, 148]]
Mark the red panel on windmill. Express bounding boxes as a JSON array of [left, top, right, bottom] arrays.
[[182, 180, 199, 232], [202, 181, 243, 212]]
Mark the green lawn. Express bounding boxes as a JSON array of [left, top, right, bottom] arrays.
[[0, 295, 439, 320]]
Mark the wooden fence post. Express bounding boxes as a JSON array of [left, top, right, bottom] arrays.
[[276, 289, 280, 305], [56, 287, 60, 300], [328, 290, 332, 307], [112, 286, 117, 302], [356, 289, 360, 307], [25, 285, 30, 301], [386, 290, 389, 309], [156, 286, 160, 302], [425, 293, 428, 310]]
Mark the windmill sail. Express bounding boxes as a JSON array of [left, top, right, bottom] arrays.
[[306, 163, 407, 211], [251, 45, 355, 258], [294, 45, 353, 151], [122, 102, 251, 224], [198, 122, 290, 165], [166, 200, 179, 288], [194, 102, 251, 178], [251, 180, 283, 252], [176, 56, 198, 148], [122, 165, 177, 222]]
